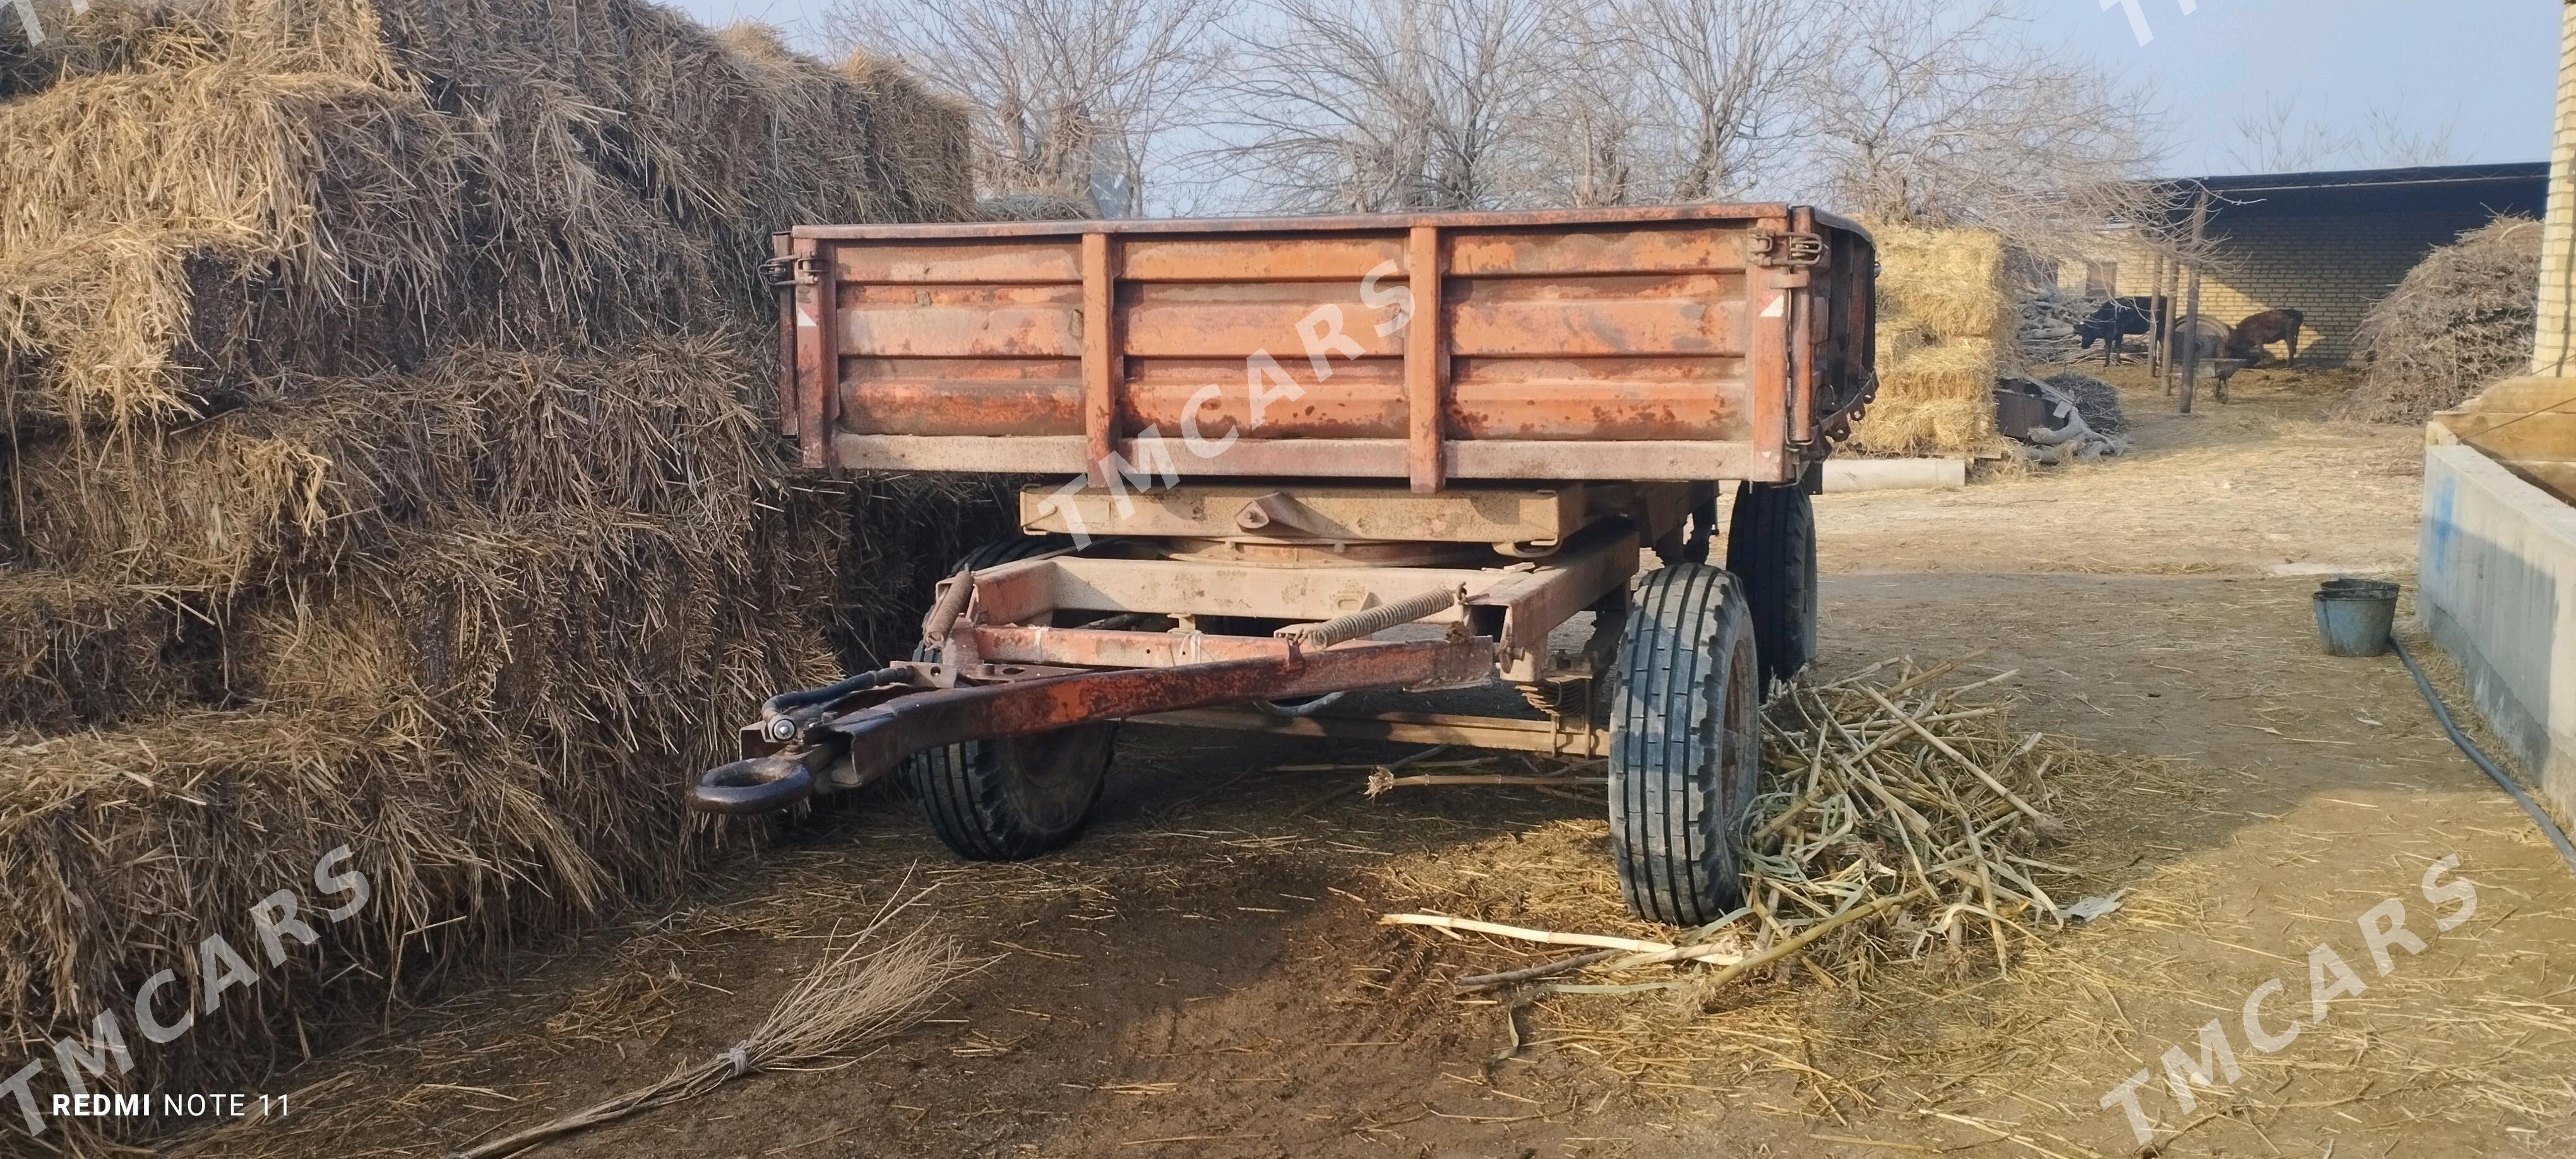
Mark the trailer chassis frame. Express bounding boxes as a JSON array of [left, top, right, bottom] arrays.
[[689, 515, 1639, 816]]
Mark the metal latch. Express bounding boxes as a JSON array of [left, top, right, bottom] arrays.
[[1748, 229, 1825, 269], [760, 253, 821, 287]]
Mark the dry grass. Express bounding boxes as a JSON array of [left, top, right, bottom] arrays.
[[1868, 220, 2008, 340], [1852, 220, 2009, 456], [0, 0, 972, 431], [0, 0, 999, 1127], [2347, 216, 2541, 424], [450, 891, 971, 1159], [1376, 658, 2166, 1095], [0, 569, 199, 729]]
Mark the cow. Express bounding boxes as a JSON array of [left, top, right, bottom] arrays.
[[2168, 316, 2248, 403], [2222, 308, 2305, 366], [2077, 295, 2169, 364]]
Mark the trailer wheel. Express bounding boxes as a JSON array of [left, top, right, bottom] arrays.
[[955, 532, 1070, 573], [1724, 481, 1818, 686], [1609, 564, 1762, 925], [909, 723, 1117, 860], [907, 532, 1114, 860]]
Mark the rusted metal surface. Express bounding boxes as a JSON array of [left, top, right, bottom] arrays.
[[1279, 583, 1464, 651], [790, 234, 835, 468], [804, 638, 1495, 801], [828, 434, 1764, 480], [974, 624, 1305, 668], [796, 204, 1801, 240], [963, 554, 1501, 627], [1745, 213, 1792, 483], [1019, 483, 1584, 544], [796, 205, 1873, 487], [1407, 225, 1446, 494], [1140, 705, 1610, 758], [1082, 233, 1119, 482], [768, 233, 798, 439], [1476, 520, 1637, 663]]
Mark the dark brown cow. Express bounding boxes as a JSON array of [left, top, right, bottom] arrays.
[[2223, 308, 2305, 366]]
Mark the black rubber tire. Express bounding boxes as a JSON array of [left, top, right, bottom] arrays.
[[1607, 564, 1763, 925], [1724, 481, 1818, 687], [909, 532, 1114, 860], [910, 723, 1118, 860], [955, 532, 1070, 573]]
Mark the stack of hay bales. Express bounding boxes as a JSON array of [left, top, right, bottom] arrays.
[[2348, 216, 2543, 424], [1849, 220, 2010, 457], [0, 0, 1007, 1112]]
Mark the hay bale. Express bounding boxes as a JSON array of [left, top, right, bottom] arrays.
[[0, 702, 612, 1084], [1878, 337, 1996, 402], [1865, 219, 2007, 341], [0, 571, 203, 731], [7, 334, 784, 591], [0, 0, 997, 1119], [2347, 217, 2543, 424], [1849, 337, 2002, 456], [1849, 219, 2012, 458], [0, 1, 971, 431]]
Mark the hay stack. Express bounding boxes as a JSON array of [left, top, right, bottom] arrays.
[[0, 0, 1005, 1119], [1849, 220, 2010, 457], [2347, 216, 2543, 424]]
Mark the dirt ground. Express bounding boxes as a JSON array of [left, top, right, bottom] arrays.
[[170, 366, 2576, 1159]]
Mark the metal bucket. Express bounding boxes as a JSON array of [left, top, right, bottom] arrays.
[[2313, 578, 2399, 657]]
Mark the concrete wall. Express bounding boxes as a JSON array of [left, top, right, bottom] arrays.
[[2420, 424, 2576, 828]]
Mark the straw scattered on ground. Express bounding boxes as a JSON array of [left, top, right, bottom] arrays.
[[1375, 657, 2166, 1097]]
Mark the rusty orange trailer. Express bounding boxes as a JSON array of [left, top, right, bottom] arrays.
[[697, 205, 1877, 924]]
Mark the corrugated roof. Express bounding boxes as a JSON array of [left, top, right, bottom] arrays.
[[2156, 162, 2548, 196]]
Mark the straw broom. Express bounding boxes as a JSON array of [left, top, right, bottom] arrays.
[[451, 889, 972, 1159]]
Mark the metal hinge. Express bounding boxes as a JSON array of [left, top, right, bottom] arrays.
[[1748, 229, 1825, 269], [760, 253, 821, 287]]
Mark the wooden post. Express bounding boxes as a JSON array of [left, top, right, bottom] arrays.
[[2146, 253, 2167, 377], [2160, 248, 2183, 394], [1405, 225, 1446, 494], [2179, 189, 2207, 415]]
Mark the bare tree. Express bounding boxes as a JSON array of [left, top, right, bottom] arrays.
[[1625, 0, 1831, 202], [2225, 93, 2465, 174], [1800, 0, 2170, 260], [1215, 0, 1553, 212], [828, 0, 1231, 216], [1518, 0, 1647, 207], [2226, 93, 2349, 174]]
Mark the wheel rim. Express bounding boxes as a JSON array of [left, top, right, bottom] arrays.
[[993, 723, 1114, 832]]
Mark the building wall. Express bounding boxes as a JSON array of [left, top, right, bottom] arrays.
[[2536, 1, 2576, 374], [2061, 210, 2511, 367]]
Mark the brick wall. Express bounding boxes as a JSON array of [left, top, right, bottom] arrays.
[[2535, 0, 2576, 374], [2058, 207, 2527, 367]]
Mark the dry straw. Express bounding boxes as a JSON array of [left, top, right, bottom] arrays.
[[1849, 219, 2011, 456], [1386, 656, 2092, 1004], [448, 888, 971, 1159], [2347, 215, 2541, 424], [0, 0, 1003, 1119]]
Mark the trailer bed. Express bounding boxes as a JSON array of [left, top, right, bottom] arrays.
[[773, 205, 1876, 491]]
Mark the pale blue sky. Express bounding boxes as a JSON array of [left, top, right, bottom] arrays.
[[676, 0, 2561, 181]]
